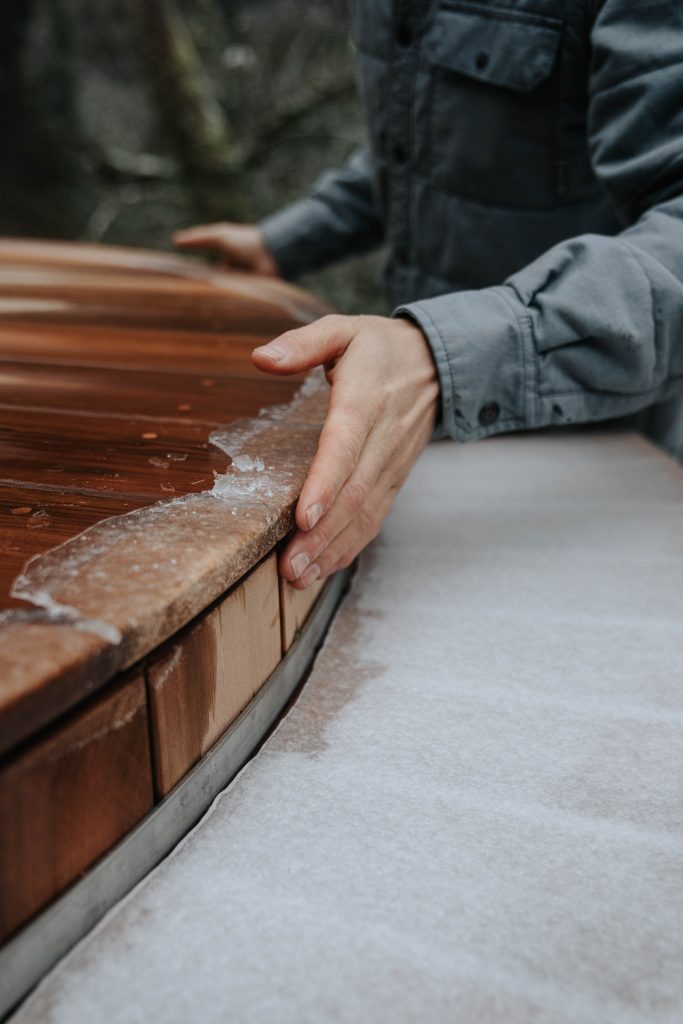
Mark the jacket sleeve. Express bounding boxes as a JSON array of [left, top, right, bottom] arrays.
[[396, 0, 683, 442], [259, 147, 384, 280]]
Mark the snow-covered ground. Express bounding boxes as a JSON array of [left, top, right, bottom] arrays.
[[14, 431, 683, 1024]]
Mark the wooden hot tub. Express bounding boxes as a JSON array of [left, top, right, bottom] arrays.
[[0, 239, 347, 1017]]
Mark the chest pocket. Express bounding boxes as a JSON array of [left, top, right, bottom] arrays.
[[424, 2, 564, 208]]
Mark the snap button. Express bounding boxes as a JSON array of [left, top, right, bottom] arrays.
[[478, 402, 500, 426], [475, 51, 490, 71], [396, 21, 412, 47]]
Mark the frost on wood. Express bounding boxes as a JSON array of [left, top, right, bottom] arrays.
[[2, 373, 327, 644]]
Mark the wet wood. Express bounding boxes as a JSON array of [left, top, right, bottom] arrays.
[[0, 239, 329, 758], [0, 486, 148, 611], [0, 361, 300, 424], [147, 555, 281, 797], [0, 321, 301, 378], [0, 406, 223, 501], [0, 238, 329, 323], [0, 671, 153, 943]]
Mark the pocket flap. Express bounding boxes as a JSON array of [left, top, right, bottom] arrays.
[[427, 3, 562, 92]]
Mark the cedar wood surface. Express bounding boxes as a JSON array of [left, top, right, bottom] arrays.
[[0, 239, 330, 944], [0, 239, 329, 756]]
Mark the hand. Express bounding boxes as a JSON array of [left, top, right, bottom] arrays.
[[173, 222, 280, 277], [252, 314, 440, 588]]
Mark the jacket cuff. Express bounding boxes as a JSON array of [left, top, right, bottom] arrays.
[[394, 285, 534, 443], [260, 198, 340, 282]]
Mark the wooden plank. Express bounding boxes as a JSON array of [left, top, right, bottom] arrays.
[[0, 360, 297, 425], [0, 322, 300, 378], [0, 671, 153, 943], [147, 554, 281, 796], [0, 407, 222, 500], [0, 267, 322, 337], [280, 576, 327, 651], [0, 239, 329, 323]]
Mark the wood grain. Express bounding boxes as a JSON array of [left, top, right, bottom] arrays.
[[0, 239, 329, 759], [147, 554, 281, 796], [0, 321, 301, 378], [0, 671, 153, 942], [280, 576, 327, 651]]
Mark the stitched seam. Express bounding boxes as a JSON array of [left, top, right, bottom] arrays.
[[438, 1, 563, 31], [495, 287, 537, 429]]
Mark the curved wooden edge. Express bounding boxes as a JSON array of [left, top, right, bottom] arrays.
[[0, 565, 352, 1022], [0, 238, 332, 324], [0, 246, 331, 756]]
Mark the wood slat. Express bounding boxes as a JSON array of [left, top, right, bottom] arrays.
[[147, 555, 281, 796], [0, 407, 223, 501], [0, 671, 154, 942], [0, 322, 299, 377], [280, 576, 327, 651], [0, 360, 298, 424], [0, 239, 329, 323]]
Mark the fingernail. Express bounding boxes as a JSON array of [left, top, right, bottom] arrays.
[[290, 552, 310, 579], [300, 564, 321, 588], [253, 343, 286, 363], [306, 503, 323, 530]]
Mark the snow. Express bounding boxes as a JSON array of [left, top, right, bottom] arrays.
[[12, 431, 683, 1024]]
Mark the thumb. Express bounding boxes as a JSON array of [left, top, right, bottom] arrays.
[[251, 315, 358, 376]]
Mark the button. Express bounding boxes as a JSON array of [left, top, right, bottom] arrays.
[[393, 142, 408, 165], [478, 402, 500, 426], [396, 21, 412, 47], [475, 51, 490, 71]]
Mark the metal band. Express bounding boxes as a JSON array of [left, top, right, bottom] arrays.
[[0, 567, 352, 1020]]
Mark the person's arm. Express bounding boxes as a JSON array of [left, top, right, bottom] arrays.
[[259, 147, 384, 279], [396, 0, 683, 442], [174, 147, 384, 278], [253, 0, 683, 589]]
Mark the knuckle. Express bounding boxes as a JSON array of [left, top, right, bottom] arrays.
[[329, 434, 362, 477], [322, 313, 348, 333], [310, 519, 334, 551], [344, 480, 368, 514], [315, 547, 338, 577]]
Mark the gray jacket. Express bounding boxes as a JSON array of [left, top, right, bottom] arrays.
[[261, 0, 683, 446]]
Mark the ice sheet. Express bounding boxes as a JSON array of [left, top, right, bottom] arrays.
[[12, 432, 683, 1024]]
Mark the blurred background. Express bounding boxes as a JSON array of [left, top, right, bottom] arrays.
[[0, 0, 385, 312]]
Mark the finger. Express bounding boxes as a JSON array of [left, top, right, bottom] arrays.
[[294, 384, 380, 533], [292, 418, 394, 556], [286, 411, 428, 579], [290, 487, 395, 589], [173, 225, 227, 250], [251, 314, 358, 376], [283, 443, 405, 583]]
